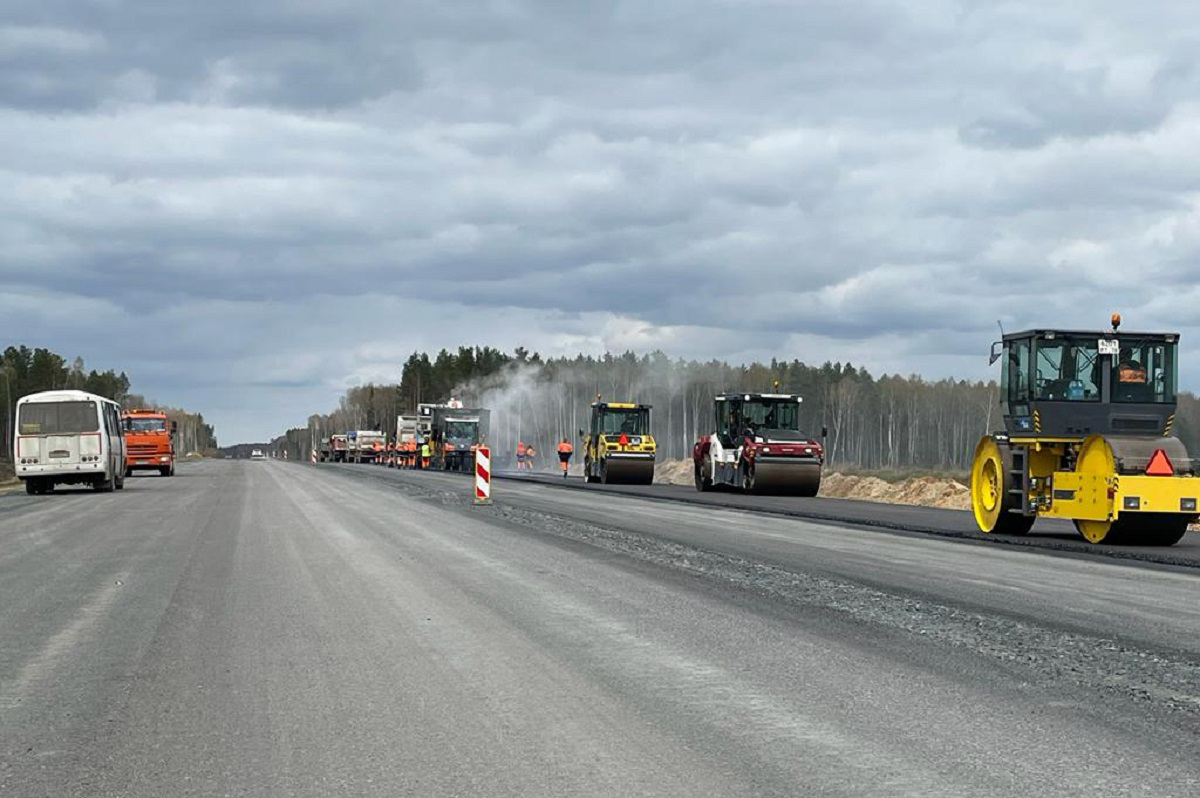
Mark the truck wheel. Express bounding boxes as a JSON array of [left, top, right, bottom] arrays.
[[25, 480, 36, 496], [94, 471, 116, 492], [160, 466, 171, 477], [694, 458, 712, 492], [116, 472, 125, 490]]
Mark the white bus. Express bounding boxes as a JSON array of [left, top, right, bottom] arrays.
[[14, 390, 127, 495]]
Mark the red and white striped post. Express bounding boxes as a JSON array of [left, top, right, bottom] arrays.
[[474, 446, 492, 505], [311, 448, 317, 464]]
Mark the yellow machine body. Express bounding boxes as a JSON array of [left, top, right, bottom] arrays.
[[971, 433, 1196, 546], [582, 401, 656, 485], [970, 322, 1194, 546]]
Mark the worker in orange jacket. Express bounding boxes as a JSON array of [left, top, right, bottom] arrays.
[[516, 441, 527, 471], [557, 438, 573, 478]]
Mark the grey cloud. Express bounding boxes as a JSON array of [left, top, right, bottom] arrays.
[[5, 1, 1200, 440]]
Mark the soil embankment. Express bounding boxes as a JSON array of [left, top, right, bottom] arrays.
[[653, 459, 970, 510]]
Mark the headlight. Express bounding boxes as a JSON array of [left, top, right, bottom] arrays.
[[762, 447, 771, 454]]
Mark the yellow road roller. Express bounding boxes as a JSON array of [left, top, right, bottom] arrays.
[[581, 400, 656, 485], [970, 314, 1196, 545]]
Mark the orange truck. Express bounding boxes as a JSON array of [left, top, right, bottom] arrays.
[[121, 408, 177, 477]]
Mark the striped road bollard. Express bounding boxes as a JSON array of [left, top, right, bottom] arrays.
[[475, 446, 492, 505]]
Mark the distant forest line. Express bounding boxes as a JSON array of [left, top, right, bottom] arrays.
[[0, 345, 218, 459], [274, 346, 1200, 470]]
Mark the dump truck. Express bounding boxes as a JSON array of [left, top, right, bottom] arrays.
[[394, 415, 420, 468], [328, 434, 349, 463], [580, 400, 656, 484], [121, 408, 177, 477], [970, 314, 1195, 545], [427, 406, 490, 472], [347, 430, 386, 464], [693, 391, 824, 496]]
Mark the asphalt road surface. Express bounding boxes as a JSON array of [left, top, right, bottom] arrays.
[[2, 460, 1198, 797], [495, 469, 1200, 568]]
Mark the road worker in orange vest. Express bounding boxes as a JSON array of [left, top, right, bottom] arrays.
[[516, 440, 527, 470], [557, 438, 573, 478]]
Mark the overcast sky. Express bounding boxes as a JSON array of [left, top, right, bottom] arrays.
[[3, 1, 1200, 443]]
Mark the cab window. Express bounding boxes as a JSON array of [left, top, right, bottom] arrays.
[[1032, 338, 1099, 401], [1004, 338, 1031, 404], [1113, 340, 1176, 403]]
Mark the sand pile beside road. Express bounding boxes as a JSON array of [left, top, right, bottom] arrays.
[[820, 472, 970, 510], [652, 458, 970, 510], [654, 459, 695, 486]]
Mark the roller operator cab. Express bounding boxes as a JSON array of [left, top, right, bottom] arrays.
[[693, 393, 824, 496], [970, 314, 1195, 545], [581, 401, 656, 484]]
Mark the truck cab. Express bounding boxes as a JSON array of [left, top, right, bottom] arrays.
[[121, 409, 176, 477]]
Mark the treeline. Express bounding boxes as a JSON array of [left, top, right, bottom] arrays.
[[275, 345, 1200, 471], [0, 345, 218, 459]]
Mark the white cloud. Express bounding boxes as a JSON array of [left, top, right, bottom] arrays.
[[3, 0, 1200, 441]]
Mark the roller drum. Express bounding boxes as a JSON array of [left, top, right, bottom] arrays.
[[1090, 435, 1193, 476], [748, 457, 822, 497], [601, 454, 655, 485]]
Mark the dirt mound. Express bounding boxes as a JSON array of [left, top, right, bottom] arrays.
[[650, 459, 970, 510], [820, 472, 969, 510], [655, 459, 694, 486]]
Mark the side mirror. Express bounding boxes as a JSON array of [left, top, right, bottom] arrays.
[[989, 340, 1003, 366], [821, 426, 828, 439], [578, 429, 585, 439], [170, 420, 178, 435]]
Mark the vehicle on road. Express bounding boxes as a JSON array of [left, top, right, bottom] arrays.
[[122, 408, 177, 477], [250, 449, 267, 461], [970, 313, 1196, 545], [581, 399, 656, 484], [426, 405, 490, 472], [347, 430, 385, 464], [326, 434, 348, 463], [393, 414, 420, 468], [14, 389, 126, 494], [693, 391, 824, 496]]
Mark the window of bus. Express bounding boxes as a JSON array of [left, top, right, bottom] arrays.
[[1113, 340, 1176, 403], [1032, 338, 1100, 401], [18, 401, 100, 435]]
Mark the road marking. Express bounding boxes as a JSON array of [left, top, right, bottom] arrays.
[[0, 571, 130, 711]]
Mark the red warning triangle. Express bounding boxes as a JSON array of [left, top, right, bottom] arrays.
[[1146, 449, 1174, 476], [618, 433, 629, 446]]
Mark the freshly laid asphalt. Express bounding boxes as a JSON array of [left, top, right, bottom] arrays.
[[2, 460, 1198, 797], [493, 468, 1200, 569]]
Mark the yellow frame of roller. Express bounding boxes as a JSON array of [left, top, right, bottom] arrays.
[[970, 315, 1196, 546], [581, 399, 656, 485]]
